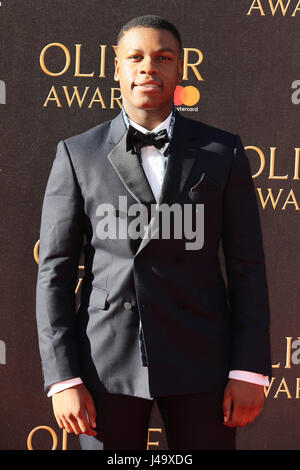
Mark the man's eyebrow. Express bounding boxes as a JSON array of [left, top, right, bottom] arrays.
[[127, 47, 176, 54]]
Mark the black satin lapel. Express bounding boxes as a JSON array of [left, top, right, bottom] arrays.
[[135, 140, 198, 257], [106, 111, 127, 145], [107, 131, 156, 206], [107, 111, 199, 257], [158, 133, 197, 205]]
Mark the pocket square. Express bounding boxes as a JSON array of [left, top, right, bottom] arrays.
[[190, 172, 220, 192]]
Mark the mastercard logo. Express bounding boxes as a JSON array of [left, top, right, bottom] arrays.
[[174, 85, 200, 106]]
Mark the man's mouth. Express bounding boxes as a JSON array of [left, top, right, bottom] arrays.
[[133, 81, 162, 89]]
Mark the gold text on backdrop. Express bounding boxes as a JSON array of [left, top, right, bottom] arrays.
[[247, 0, 300, 16], [27, 426, 68, 450], [40, 43, 204, 81], [27, 426, 163, 450], [39, 43, 203, 109]]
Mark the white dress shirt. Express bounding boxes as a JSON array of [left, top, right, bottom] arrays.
[[48, 113, 269, 397]]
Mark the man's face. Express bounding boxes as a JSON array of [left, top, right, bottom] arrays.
[[114, 27, 183, 116]]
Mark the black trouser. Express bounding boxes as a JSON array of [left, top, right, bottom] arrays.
[[79, 389, 236, 450]]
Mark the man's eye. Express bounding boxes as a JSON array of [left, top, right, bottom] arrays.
[[160, 56, 171, 61], [129, 55, 142, 60]]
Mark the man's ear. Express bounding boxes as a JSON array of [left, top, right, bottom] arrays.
[[114, 57, 120, 82]]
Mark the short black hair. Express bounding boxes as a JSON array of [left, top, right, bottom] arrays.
[[117, 15, 182, 52]]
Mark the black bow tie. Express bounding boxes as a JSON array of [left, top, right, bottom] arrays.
[[126, 125, 169, 154]]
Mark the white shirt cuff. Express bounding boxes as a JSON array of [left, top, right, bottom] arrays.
[[47, 377, 83, 397], [229, 370, 269, 386], [47, 372, 269, 396]]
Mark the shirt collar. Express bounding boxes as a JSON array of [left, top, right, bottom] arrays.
[[127, 111, 173, 135]]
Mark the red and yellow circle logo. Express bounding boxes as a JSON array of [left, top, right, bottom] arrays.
[[174, 85, 200, 106]]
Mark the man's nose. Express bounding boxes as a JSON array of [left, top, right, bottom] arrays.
[[138, 56, 157, 75]]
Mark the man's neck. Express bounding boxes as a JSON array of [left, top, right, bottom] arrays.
[[122, 102, 173, 131]]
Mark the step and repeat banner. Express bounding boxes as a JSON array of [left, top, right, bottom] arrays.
[[1, 0, 299, 450]]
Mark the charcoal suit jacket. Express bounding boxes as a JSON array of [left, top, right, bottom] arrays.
[[36, 110, 272, 399]]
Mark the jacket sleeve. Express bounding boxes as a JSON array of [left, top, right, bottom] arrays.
[[221, 134, 272, 379], [36, 140, 85, 393]]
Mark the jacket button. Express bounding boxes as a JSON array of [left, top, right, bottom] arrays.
[[124, 302, 132, 310]]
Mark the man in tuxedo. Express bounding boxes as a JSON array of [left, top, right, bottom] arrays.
[[36, 15, 271, 450]]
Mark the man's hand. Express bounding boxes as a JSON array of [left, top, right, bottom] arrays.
[[223, 379, 265, 427], [52, 383, 97, 436]]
